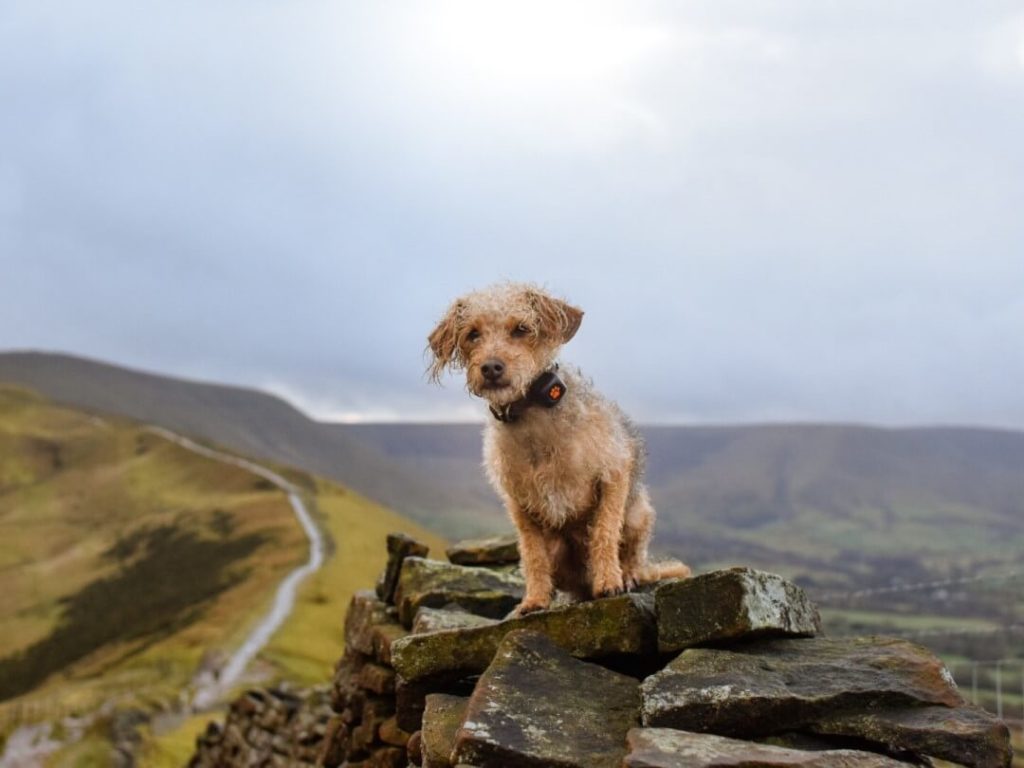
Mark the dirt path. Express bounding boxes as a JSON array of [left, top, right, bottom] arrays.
[[145, 427, 325, 709]]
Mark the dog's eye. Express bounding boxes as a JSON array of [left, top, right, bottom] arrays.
[[466, 329, 481, 342], [511, 324, 530, 338]]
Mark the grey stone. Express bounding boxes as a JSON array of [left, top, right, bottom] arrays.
[[623, 728, 916, 767], [394, 557, 525, 627], [392, 592, 656, 683], [446, 534, 520, 566], [452, 630, 640, 768], [655, 567, 821, 653], [421, 694, 469, 768], [377, 532, 430, 604], [411, 607, 500, 635], [810, 705, 1012, 768], [641, 636, 964, 736]]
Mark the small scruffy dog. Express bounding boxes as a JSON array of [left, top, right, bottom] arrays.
[[428, 282, 690, 615]]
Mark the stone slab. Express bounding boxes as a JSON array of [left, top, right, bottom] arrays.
[[624, 728, 915, 767], [446, 534, 520, 566], [641, 636, 964, 736], [394, 557, 524, 627], [452, 630, 640, 768], [655, 567, 821, 653], [412, 607, 500, 635], [392, 592, 656, 683], [811, 705, 1012, 768], [377, 532, 430, 605], [422, 694, 469, 768]]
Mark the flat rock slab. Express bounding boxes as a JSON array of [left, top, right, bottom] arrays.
[[655, 568, 821, 653], [422, 694, 469, 768], [394, 557, 525, 627], [412, 607, 500, 635], [345, 590, 404, 657], [452, 630, 640, 768], [641, 636, 963, 737], [391, 592, 656, 683], [811, 705, 1013, 768], [446, 534, 520, 566], [377, 532, 430, 604], [624, 728, 915, 767]]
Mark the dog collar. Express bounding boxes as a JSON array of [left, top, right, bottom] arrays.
[[488, 366, 566, 424]]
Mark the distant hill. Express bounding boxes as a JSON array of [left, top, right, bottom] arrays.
[[0, 351, 500, 533], [4, 351, 1024, 590]]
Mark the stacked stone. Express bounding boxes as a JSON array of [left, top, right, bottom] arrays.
[[319, 533, 523, 768], [188, 685, 333, 767], [380, 543, 1013, 768], [195, 531, 1014, 768]]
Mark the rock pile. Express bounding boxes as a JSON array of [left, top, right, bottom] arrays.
[[192, 532, 1014, 768], [188, 685, 333, 767]]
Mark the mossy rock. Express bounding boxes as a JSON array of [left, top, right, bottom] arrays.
[[421, 694, 469, 768], [452, 631, 640, 768], [624, 728, 917, 767], [446, 534, 520, 566], [810, 705, 1012, 768], [655, 567, 820, 653], [641, 636, 963, 736], [377, 532, 430, 605], [392, 592, 656, 683], [394, 557, 524, 628]]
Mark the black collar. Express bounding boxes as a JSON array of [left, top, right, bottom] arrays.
[[488, 366, 567, 424]]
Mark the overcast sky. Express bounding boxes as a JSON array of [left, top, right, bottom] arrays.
[[2, 1, 1023, 426]]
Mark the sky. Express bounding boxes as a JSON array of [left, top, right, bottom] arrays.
[[1, 1, 1023, 427]]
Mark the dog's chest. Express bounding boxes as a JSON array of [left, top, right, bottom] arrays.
[[486, 424, 597, 527]]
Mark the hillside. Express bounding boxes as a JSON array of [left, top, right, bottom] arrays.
[[4, 352, 1024, 589], [0, 384, 307, 707], [0, 352, 498, 533], [0, 384, 447, 765]]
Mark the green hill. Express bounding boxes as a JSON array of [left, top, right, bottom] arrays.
[[0, 384, 446, 765], [0, 351, 498, 533]]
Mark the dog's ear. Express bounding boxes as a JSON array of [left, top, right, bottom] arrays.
[[528, 289, 584, 343], [427, 301, 463, 381]]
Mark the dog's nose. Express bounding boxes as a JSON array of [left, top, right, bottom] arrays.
[[481, 359, 505, 381]]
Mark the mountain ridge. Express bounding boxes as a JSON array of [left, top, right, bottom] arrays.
[[3, 350, 1023, 588]]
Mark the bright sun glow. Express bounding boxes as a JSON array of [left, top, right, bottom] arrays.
[[421, 2, 671, 88]]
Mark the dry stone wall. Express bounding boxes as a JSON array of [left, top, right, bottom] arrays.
[[189, 533, 1013, 768]]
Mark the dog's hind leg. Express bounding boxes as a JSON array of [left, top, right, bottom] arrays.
[[621, 489, 691, 587]]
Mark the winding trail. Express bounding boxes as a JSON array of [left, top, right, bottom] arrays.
[[145, 427, 325, 710]]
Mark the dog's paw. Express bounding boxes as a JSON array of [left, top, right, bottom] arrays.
[[511, 598, 550, 618], [592, 574, 626, 600]]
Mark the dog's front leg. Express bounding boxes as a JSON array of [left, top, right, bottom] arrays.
[[588, 470, 630, 598], [508, 503, 554, 616]]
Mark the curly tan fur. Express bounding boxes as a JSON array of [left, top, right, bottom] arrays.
[[427, 282, 690, 615]]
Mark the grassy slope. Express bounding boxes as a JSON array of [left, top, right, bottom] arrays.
[[0, 384, 307, 721], [141, 481, 448, 767], [0, 351, 497, 530], [0, 384, 447, 766]]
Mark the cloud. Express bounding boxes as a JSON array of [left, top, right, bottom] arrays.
[[1, 1, 1023, 428]]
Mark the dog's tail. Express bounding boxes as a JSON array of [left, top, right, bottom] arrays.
[[635, 559, 691, 585]]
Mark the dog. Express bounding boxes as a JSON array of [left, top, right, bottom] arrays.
[[428, 282, 690, 616]]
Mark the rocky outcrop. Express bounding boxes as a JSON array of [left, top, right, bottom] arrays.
[[188, 533, 1014, 768]]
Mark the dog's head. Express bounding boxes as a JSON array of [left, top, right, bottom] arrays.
[[427, 283, 583, 406]]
